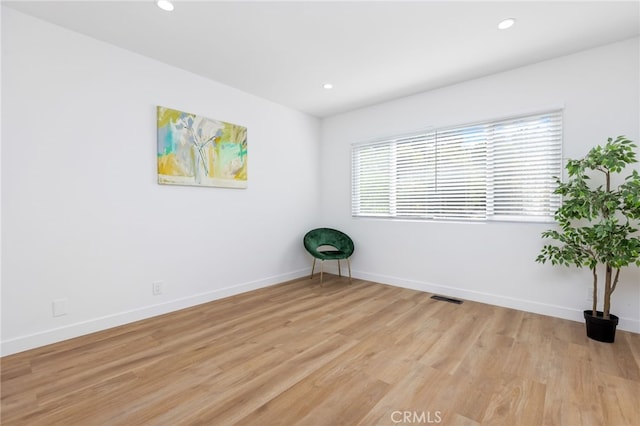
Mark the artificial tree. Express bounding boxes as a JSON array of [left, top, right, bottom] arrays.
[[536, 136, 640, 323]]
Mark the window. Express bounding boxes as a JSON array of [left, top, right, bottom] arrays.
[[351, 110, 562, 222]]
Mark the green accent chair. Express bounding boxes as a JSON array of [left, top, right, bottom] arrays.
[[303, 228, 354, 285]]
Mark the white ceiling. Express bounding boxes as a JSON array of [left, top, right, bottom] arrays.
[[5, 1, 640, 118]]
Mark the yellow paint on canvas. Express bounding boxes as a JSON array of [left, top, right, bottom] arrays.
[[158, 153, 185, 176], [157, 107, 189, 129], [234, 160, 248, 180], [207, 144, 216, 177]]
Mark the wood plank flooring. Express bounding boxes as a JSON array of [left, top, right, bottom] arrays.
[[2, 276, 639, 425]]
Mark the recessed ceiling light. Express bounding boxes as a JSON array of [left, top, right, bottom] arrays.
[[157, 0, 174, 12], [323, 83, 334, 90], [498, 18, 516, 30]]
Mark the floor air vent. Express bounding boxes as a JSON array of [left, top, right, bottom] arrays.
[[431, 295, 463, 304]]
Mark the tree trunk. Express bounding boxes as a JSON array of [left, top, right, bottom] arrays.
[[603, 264, 612, 319], [602, 170, 612, 319], [591, 267, 598, 316]]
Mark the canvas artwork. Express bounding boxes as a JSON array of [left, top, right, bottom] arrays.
[[157, 106, 248, 188]]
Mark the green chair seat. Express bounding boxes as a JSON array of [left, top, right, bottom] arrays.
[[303, 228, 354, 285], [316, 250, 346, 260]]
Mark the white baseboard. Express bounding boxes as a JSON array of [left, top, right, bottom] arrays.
[[3, 268, 637, 356], [353, 270, 640, 334], [0, 269, 309, 357]]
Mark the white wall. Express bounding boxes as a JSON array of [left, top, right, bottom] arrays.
[[0, 4, 4, 355], [320, 37, 640, 332], [1, 8, 321, 355]]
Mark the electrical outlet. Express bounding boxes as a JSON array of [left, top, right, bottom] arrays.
[[52, 298, 68, 317], [152, 281, 163, 296]]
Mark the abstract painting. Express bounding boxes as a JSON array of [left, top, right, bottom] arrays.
[[157, 106, 248, 188]]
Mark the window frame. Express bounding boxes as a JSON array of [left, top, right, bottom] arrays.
[[351, 110, 563, 223]]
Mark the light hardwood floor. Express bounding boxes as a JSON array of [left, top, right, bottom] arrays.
[[2, 276, 639, 425]]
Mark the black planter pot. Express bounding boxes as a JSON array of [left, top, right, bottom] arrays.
[[583, 310, 619, 343]]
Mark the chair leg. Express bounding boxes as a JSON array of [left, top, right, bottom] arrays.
[[320, 260, 324, 287], [337, 259, 342, 277], [347, 258, 352, 284], [310, 258, 316, 279]]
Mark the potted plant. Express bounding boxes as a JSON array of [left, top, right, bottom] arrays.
[[536, 136, 640, 343]]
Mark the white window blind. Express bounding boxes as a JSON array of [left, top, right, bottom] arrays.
[[351, 110, 562, 222]]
